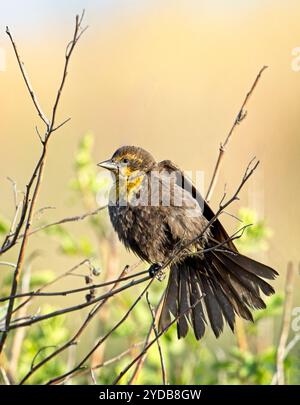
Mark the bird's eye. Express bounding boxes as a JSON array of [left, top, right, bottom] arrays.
[[122, 158, 129, 164]]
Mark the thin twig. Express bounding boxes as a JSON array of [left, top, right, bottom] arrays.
[[30, 345, 57, 371], [200, 223, 252, 255], [33, 206, 56, 219], [5, 27, 50, 128], [274, 262, 295, 385], [1, 203, 248, 331], [0, 12, 86, 355], [0, 267, 150, 303], [96, 343, 144, 369], [2, 275, 151, 333], [59, 342, 144, 384], [19, 264, 135, 384], [9, 264, 31, 378], [0, 260, 90, 322], [22, 205, 107, 239], [112, 296, 204, 385], [46, 278, 155, 385], [0, 262, 16, 269], [52, 117, 71, 132], [146, 292, 167, 385], [204, 68, 267, 354], [0, 367, 11, 385], [7, 176, 18, 211], [271, 334, 300, 385], [205, 66, 267, 202], [90, 368, 97, 385], [128, 293, 164, 384], [35, 126, 43, 143], [49, 10, 87, 133]]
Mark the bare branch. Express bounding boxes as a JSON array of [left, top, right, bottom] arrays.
[[0, 12, 86, 355], [206, 66, 267, 202], [9, 264, 31, 378], [52, 117, 71, 132], [35, 126, 44, 143], [45, 278, 155, 385], [200, 223, 252, 255], [49, 10, 87, 132], [0, 367, 11, 385], [5, 205, 106, 245], [146, 292, 167, 385], [7, 177, 18, 211], [0, 267, 150, 303], [19, 264, 142, 384], [24, 205, 107, 239], [0, 262, 16, 269], [30, 346, 57, 371], [112, 295, 204, 385], [273, 262, 295, 385], [5, 27, 50, 128], [1, 260, 90, 322], [1, 274, 151, 333], [128, 293, 164, 384], [59, 341, 144, 384]]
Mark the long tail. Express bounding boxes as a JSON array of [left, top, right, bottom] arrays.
[[158, 249, 278, 340]]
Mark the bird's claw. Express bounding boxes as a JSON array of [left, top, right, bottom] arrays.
[[149, 263, 162, 278]]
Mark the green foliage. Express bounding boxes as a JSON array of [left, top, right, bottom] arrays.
[[18, 306, 70, 384], [253, 294, 284, 323], [29, 270, 56, 288], [43, 224, 94, 256], [235, 207, 273, 254], [69, 132, 110, 239], [70, 132, 102, 196], [42, 132, 110, 252], [2, 269, 56, 295], [0, 214, 9, 235], [214, 346, 276, 385]]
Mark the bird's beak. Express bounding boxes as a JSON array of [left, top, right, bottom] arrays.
[[97, 159, 118, 171]]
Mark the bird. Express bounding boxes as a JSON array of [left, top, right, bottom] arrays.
[[98, 145, 278, 340]]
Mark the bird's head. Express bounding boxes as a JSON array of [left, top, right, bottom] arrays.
[[97, 146, 156, 178]]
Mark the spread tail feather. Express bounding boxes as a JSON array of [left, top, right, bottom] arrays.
[[158, 250, 278, 340]]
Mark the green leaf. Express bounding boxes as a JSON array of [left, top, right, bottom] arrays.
[[18, 305, 70, 384], [253, 293, 284, 322], [0, 214, 9, 234], [43, 224, 94, 256], [30, 270, 56, 288], [235, 207, 273, 254]]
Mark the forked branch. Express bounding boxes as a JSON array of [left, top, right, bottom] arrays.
[[0, 11, 87, 356]]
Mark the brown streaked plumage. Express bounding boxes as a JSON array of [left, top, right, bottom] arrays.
[[98, 146, 278, 340]]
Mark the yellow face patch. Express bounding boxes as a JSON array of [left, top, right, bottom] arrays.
[[115, 154, 143, 187], [114, 153, 143, 164], [112, 152, 147, 201], [115, 170, 145, 201], [126, 172, 144, 193], [119, 165, 134, 178]]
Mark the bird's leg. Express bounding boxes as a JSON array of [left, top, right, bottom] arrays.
[[148, 263, 162, 278]]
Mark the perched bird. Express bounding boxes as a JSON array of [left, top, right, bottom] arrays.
[[98, 146, 278, 340]]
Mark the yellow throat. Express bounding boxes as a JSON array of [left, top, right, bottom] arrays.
[[113, 168, 146, 203]]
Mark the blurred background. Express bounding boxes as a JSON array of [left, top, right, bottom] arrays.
[[0, 0, 299, 385]]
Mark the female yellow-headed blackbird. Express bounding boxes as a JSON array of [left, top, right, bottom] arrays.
[[98, 146, 278, 340]]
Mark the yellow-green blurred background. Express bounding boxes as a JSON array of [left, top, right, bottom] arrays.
[[0, 0, 300, 385]]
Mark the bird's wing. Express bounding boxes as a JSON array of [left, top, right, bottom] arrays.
[[157, 160, 278, 341], [157, 159, 237, 251]]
